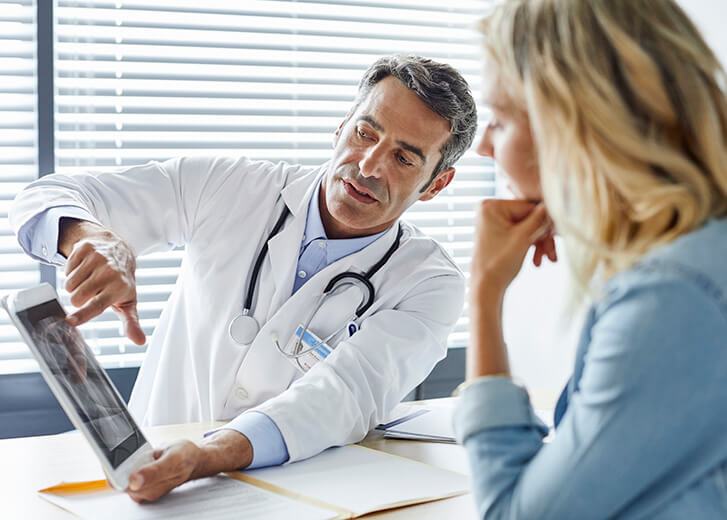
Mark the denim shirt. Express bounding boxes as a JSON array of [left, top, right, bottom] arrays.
[[454, 218, 727, 519]]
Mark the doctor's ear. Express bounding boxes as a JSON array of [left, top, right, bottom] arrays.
[[418, 167, 455, 202]]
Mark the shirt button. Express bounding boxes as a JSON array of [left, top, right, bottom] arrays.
[[298, 270, 307, 278], [318, 241, 326, 249], [41, 245, 48, 256], [235, 387, 248, 400]]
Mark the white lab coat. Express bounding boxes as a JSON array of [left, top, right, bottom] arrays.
[[11, 156, 465, 462]]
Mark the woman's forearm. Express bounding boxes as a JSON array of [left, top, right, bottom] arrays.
[[467, 281, 510, 378]]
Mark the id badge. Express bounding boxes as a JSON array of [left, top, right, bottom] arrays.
[[282, 325, 333, 373]]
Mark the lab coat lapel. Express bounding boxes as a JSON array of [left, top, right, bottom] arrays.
[[265, 167, 322, 312]]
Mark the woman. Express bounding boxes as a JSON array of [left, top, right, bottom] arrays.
[[454, 0, 727, 518]]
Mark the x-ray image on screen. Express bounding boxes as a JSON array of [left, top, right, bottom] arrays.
[[32, 316, 134, 451], [16, 299, 145, 468]]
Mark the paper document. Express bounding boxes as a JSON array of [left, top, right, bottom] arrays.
[[41, 475, 338, 520], [381, 406, 456, 443], [377, 401, 422, 427], [242, 444, 469, 517], [380, 401, 554, 443], [40, 439, 469, 519]]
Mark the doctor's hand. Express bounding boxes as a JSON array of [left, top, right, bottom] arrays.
[[470, 199, 555, 295], [127, 430, 253, 503], [59, 218, 146, 345]]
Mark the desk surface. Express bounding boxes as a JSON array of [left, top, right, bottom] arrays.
[[1, 398, 477, 519]]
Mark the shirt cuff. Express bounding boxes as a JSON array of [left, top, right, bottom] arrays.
[[453, 377, 547, 443], [217, 411, 290, 469], [17, 206, 98, 266]]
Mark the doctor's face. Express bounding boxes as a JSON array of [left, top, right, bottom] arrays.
[[319, 76, 455, 239]]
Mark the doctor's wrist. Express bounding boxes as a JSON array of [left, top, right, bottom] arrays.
[[192, 429, 254, 479], [58, 218, 109, 258]]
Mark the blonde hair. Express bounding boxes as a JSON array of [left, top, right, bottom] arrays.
[[480, 0, 727, 295]]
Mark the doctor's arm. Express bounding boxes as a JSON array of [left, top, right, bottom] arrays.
[[252, 267, 466, 463], [10, 156, 257, 340], [16, 202, 147, 343]]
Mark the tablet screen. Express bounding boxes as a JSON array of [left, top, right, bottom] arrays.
[[17, 299, 147, 469]]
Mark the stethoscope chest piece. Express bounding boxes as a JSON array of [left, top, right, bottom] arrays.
[[228, 313, 260, 345]]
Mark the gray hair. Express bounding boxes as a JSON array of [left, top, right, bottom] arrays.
[[353, 55, 478, 189]]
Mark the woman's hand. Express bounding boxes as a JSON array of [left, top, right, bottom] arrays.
[[471, 199, 554, 295]]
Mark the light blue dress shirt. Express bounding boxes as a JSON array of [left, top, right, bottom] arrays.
[[18, 180, 386, 469], [18, 206, 102, 266], [453, 218, 727, 519]]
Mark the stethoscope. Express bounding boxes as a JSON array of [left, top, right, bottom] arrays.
[[228, 205, 403, 351]]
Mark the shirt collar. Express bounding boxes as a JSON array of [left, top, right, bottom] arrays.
[[302, 180, 389, 264], [303, 181, 328, 246]]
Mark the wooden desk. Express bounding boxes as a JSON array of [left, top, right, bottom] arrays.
[[0, 401, 476, 519]]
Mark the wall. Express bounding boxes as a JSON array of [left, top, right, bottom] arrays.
[[678, 0, 727, 67]]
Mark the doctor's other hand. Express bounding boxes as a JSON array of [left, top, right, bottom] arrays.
[[59, 218, 146, 345], [471, 199, 554, 294], [127, 430, 254, 503]]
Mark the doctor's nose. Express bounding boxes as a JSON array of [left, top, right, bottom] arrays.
[[358, 145, 385, 179]]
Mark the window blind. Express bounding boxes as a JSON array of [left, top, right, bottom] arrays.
[[0, 0, 39, 374], [6, 0, 494, 372]]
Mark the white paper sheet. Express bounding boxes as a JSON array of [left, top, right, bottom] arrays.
[[384, 407, 455, 442], [40, 475, 339, 520], [383, 404, 554, 442], [244, 445, 469, 516]]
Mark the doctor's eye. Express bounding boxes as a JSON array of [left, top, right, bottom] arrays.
[[357, 127, 373, 140], [396, 153, 413, 167]]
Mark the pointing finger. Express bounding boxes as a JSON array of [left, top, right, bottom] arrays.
[[115, 302, 146, 345]]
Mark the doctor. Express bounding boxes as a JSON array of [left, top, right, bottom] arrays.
[[11, 55, 477, 502]]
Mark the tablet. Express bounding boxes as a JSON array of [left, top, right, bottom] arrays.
[[2, 283, 154, 490]]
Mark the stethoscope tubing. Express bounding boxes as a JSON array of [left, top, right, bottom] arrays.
[[231, 201, 404, 352], [243, 207, 290, 314]]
